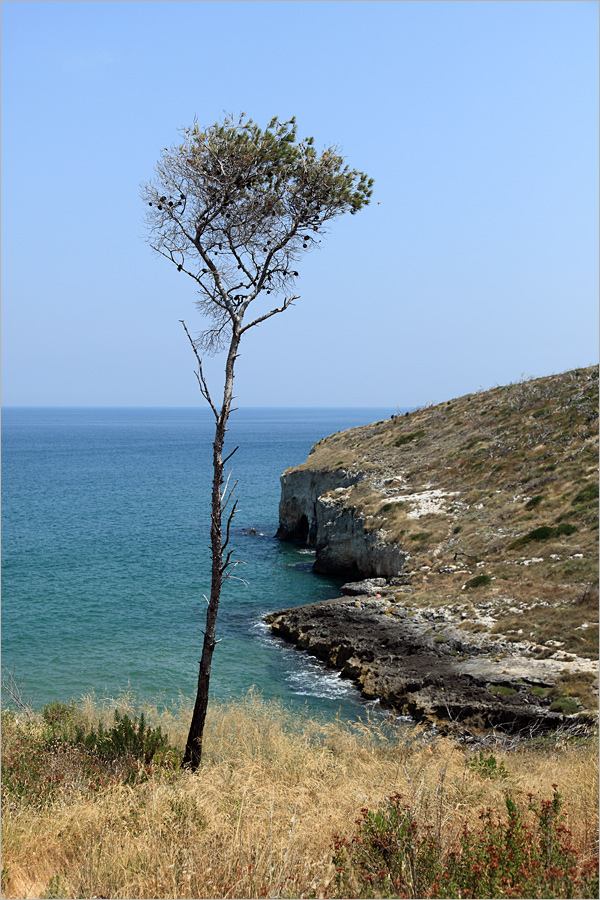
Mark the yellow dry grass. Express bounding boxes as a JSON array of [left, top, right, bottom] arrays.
[[2, 692, 598, 899]]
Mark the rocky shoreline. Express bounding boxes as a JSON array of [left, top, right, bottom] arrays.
[[265, 578, 597, 734]]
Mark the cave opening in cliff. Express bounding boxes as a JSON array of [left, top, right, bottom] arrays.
[[293, 514, 310, 543]]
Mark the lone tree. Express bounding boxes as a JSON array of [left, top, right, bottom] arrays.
[[141, 114, 373, 770]]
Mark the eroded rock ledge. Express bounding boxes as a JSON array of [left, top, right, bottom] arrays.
[[265, 593, 593, 733]]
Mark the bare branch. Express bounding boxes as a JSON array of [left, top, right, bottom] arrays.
[[223, 571, 249, 586], [220, 468, 233, 502], [222, 481, 239, 516], [1, 666, 35, 718], [221, 548, 235, 574], [180, 320, 219, 419], [241, 295, 299, 333], [222, 445, 239, 466], [222, 498, 239, 553]]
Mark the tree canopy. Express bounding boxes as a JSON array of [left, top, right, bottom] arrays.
[[142, 114, 373, 351]]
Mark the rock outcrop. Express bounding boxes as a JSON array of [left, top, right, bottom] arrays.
[[265, 594, 593, 733], [276, 467, 407, 577]]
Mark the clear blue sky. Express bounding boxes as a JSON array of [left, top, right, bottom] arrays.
[[2, 0, 598, 407]]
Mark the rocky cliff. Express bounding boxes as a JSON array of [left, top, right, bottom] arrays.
[[271, 367, 599, 731], [276, 468, 407, 577]]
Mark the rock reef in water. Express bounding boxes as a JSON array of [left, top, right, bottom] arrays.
[[270, 367, 599, 733]]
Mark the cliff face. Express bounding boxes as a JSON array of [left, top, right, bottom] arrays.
[[276, 468, 407, 577]]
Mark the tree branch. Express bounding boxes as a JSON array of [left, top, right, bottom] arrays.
[[241, 295, 299, 332], [222, 445, 239, 466], [222, 498, 238, 553], [180, 320, 219, 419]]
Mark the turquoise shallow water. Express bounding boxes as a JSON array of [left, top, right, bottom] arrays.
[[2, 407, 392, 719]]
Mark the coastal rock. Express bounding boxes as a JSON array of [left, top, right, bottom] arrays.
[[265, 597, 566, 733], [340, 578, 388, 596], [277, 467, 407, 577], [276, 468, 363, 545]]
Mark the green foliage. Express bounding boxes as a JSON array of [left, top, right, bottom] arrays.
[[488, 684, 518, 697], [395, 429, 426, 447], [526, 495, 544, 510], [572, 484, 599, 505], [72, 710, 172, 767], [555, 523, 578, 537], [509, 523, 577, 549], [520, 525, 555, 543], [468, 751, 509, 780], [42, 700, 77, 726], [549, 697, 580, 714], [1, 706, 182, 806], [331, 788, 599, 899], [463, 574, 492, 589], [1, 710, 55, 806], [531, 686, 552, 698], [142, 113, 373, 352]]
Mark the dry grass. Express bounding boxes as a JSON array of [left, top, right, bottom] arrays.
[[2, 693, 598, 899]]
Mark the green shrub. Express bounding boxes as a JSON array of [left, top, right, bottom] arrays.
[[395, 429, 425, 447], [1, 706, 182, 806], [555, 522, 578, 537], [331, 789, 599, 899], [488, 684, 517, 697], [572, 483, 599, 505], [549, 696, 580, 714], [509, 523, 577, 550], [66, 710, 174, 773], [42, 700, 77, 727], [524, 525, 554, 542], [463, 574, 492, 589], [525, 495, 544, 510], [468, 751, 509, 780]]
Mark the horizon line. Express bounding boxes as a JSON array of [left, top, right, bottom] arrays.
[[1, 403, 403, 410]]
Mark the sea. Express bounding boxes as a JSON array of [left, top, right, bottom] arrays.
[[1, 406, 394, 721]]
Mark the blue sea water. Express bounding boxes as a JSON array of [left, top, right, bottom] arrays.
[[2, 407, 392, 719]]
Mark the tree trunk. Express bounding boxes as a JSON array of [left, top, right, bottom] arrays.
[[182, 327, 240, 770]]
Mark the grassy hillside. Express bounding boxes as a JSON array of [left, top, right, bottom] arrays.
[[295, 367, 598, 685]]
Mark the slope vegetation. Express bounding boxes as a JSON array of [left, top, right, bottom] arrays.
[[272, 366, 599, 723]]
